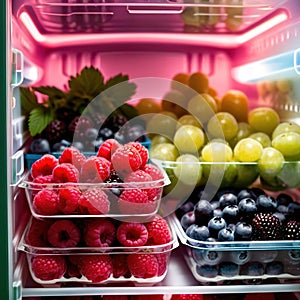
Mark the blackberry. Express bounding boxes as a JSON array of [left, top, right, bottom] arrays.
[[284, 221, 300, 240], [68, 116, 93, 138], [107, 114, 128, 132], [44, 119, 67, 145], [252, 213, 283, 240], [105, 169, 123, 184]]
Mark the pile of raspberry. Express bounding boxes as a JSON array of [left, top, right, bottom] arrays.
[[29, 139, 165, 216], [28, 215, 173, 283]]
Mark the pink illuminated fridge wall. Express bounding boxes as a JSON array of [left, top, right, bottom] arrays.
[[2, 0, 300, 299]]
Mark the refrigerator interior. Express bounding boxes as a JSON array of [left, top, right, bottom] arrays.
[[5, 0, 300, 298]]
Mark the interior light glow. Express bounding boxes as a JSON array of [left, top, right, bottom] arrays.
[[294, 48, 300, 75], [19, 11, 288, 48]]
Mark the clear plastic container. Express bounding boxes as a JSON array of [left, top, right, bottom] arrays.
[[19, 163, 170, 221], [170, 214, 300, 283], [18, 216, 179, 286]]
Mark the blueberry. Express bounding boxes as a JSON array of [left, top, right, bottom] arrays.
[[30, 138, 50, 154], [238, 198, 257, 219], [201, 249, 223, 265], [219, 193, 238, 209], [219, 262, 239, 277], [218, 227, 235, 241], [194, 200, 214, 226], [180, 211, 196, 230], [72, 141, 84, 152], [222, 205, 239, 224], [85, 128, 98, 140], [254, 250, 278, 263], [272, 212, 286, 223], [276, 193, 293, 206], [92, 138, 104, 151], [250, 187, 266, 198], [240, 262, 264, 276], [256, 194, 277, 212], [265, 261, 284, 275], [230, 250, 250, 265], [176, 201, 195, 219], [287, 202, 300, 219], [213, 208, 223, 218], [126, 124, 145, 142], [196, 264, 218, 278], [186, 224, 210, 242], [211, 200, 220, 210], [208, 217, 227, 238], [234, 222, 252, 241], [114, 131, 127, 144], [276, 205, 289, 214], [237, 189, 255, 202]]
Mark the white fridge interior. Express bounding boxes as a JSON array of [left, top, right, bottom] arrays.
[[7, 0, 300, 298]]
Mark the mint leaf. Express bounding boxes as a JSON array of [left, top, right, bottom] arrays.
[[20, 87, 39, 115], [33, 86, 65, 98], [68, 66, 105, 99], [28, 107, 54, 136]]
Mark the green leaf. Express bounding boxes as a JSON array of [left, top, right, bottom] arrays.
[[104, 73, 129, 90], [20, 87, 39, 115], [28, 107, 54, 136], [117, 103, 140, 120], [68, 66, 105, 99], [33, 86, 65, 98]]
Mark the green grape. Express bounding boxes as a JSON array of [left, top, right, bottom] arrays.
[[272, 121, 300, 139], [233, 164, 259, 188], [233, 138, 263, 162], [151, 134, 172, 146], [272, 132, 300, 158], [176, 114, 202, 130], [276, 161, 300, 188], [249, 132, 272, 148], [229, 122, 255, 148], [207, 112, 239, 141], [173, 154, 202, 186], [201, 141, 233, 162], [149, 143, 179, 161], [173, 124, 205, 154], [248, 107, 280, 136], [258, 147, 285, 178]]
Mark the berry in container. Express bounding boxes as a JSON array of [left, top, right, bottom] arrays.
[[170, 186, 300, 284], [19, 140, 170, 221], [18, 215, 179, 286]]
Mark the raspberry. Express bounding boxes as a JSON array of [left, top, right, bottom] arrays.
[[127, 254, 158, 278], [79, 255, 113, 283], [111, 254, 129, 278], [156, 253, 168, 276], [146, 215, 172, 245], [97, 138, 121, 161], [84, 219, 116, 247], [171, 295, 203, 300], [125, 169, 152, 183], [47, 220, 81, 248], [118, 188, 155, 215], [31, 154, 59, 179], [80, 156, 111, 183], [103, 296, 128, 300], [142, 163, 164, 181], [52, 163, 80, 183], [116, 222, 148, 247], [26, 219, 51, 247], [284, 221, 300, 240], [131, 296, 164, 300], [79, 188, 110, 215], [31, 175, 54, 196], [58, 186, 82, 214], [111, 145, 142, 178], [33, 189, 60, 215], [252, 213, 283, 240], [31, 255, 66, 281], [59, 146, 86, 171], [127, 142, 149, 168]]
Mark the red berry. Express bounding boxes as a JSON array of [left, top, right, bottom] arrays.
[[97, 138, 121, 161], [31, 175, 54, 197], [156, 253, 168, 276], [79, 255, 113, 283], [116, 222, 148, 247], [111, 145, 142, 178], [142, 163, 165, 181], [59, 146, 86, 171], [125, 169, 152, 183], [146, 215, 172, 245], [84, 219, 116, 247], [103, 296, 128, 300], [131, 296, 164, 300], [33, 189, 60, 215], [118, 188, 155, 215], [80, 156, 111, 183], [127, 142, 149, 168], [111, 254, 129, 278], [47, 220, 81, 248], [26, 219, 51, 247], [171, 295, 203, 300], [127, 253, 158, 278], [31, 255, 66, 281], [58, 186, 82, 214], [79, 188, 110, 215], [31, 154, 59, 179], [52, 163, 80, 183]]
